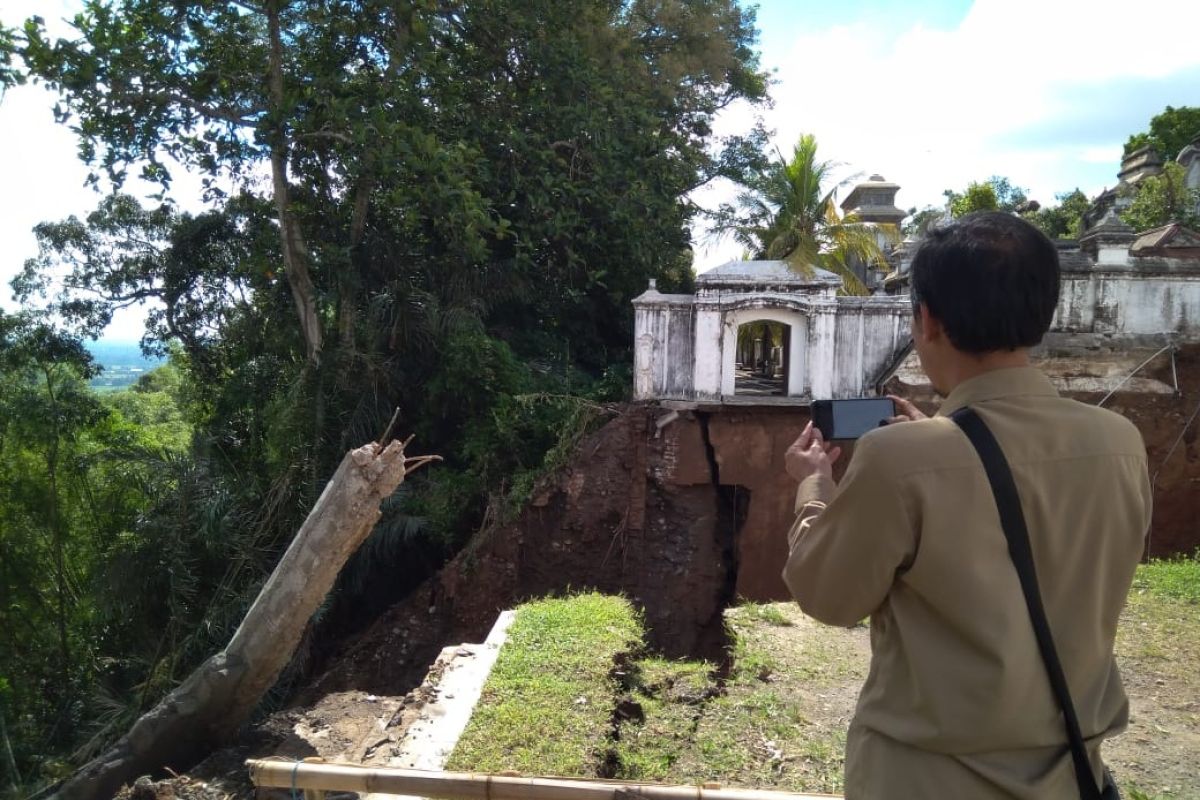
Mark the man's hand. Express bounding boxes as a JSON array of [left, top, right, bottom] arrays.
[[786, 421, 843, 483], [886, 395, 928, 425]]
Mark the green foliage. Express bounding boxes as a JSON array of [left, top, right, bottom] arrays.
[[1124, 105, 1200, 162], [902, 205, 944, 237], [945, 176, 1028, 218], [0, 313, 164, 787], [1120, 163, 1200, 233], [716, 134, 897, 295], [7, 0, 768, 787], [1023, 189, 1090, 239], [1131, 553, 1200, 603], [947, 182, 998, 217], [102, 366, 192, 452], [0, 23, 23, 91]]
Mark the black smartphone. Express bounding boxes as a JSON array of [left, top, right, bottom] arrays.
[[811, 398, 896, 441]]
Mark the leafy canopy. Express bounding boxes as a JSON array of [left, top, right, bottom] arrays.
[[6, 2, 770, 789], [1125, 105, 1200, 162], [945, 176, 1029, 218], [1120, 162, 1200, 233], [1023, 189, 1090, 240]]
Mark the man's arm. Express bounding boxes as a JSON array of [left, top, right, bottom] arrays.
[[782, 430, 918, 627]]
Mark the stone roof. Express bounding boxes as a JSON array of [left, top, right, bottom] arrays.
[[840, 174, 905, 223], [1178, 142, 1200, 167], [1130, 222, 1200, 257], [695, 260, 842, 288], [1079, 209, 1135, 255], [1118, 146, 1164, 184]]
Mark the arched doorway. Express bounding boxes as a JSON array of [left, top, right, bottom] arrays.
[[734, 320, 790, 396]]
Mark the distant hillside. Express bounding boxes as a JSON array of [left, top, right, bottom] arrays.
[[87, 340, 164, 392]]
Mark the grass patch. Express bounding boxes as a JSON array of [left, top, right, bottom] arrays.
[[609, 603, 865, 794], [449, 565, 1200, 797], [613, 658, 718, 781], [737, 600, 794, 627], [1131, 552, 1200, 603], [446, 593, 642, 776]]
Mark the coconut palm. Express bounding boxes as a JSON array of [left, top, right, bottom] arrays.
[[718, 134, 896, 295]]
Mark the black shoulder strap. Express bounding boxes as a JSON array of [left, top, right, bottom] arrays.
[[950, 407, 1105, 800]]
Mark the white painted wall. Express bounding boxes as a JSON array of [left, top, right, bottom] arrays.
[[633, 292, 913, 402], [692, 309, 723, 398]]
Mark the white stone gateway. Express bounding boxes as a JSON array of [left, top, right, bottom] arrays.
[[634, 216, 1200, 405], [632, 260, 912, 403]]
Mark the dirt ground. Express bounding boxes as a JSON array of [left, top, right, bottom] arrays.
[[711, 602, 1199, 799]]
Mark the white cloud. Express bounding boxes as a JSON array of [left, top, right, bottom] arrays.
[[693, 0, 1200, 270], [0, 2, 233, 340]]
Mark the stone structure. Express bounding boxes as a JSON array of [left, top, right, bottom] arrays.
[[633, 261, 911, 402], [1180, 139, 1200, 193], [1058, 211, 1200, 340], [839, 174, 905, 291]]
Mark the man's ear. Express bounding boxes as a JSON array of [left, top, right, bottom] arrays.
[[916, 303, 943, 343]]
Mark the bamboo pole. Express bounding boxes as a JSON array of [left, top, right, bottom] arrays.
[[246, 761, 842, 800]]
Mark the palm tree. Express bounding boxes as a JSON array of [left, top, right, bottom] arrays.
[[718, 134, 896, 295]]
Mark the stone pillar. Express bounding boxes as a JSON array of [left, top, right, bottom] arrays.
[[633, 309, 656, 400], [787, 317, 806, 396], [1080, 210, 1135, 267], [808, 303, 837, 399], [720, 314, 738, 397], [692, 307, 723, 399]]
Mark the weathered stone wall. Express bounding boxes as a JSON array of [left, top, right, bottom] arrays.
[[633, 291, 912, 401], [634, 299, 696, 399], [1057, 264, 1200, 340]]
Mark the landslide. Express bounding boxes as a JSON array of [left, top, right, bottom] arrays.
[[120, 362, 1200, 796]]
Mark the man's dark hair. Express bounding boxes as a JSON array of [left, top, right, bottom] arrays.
[[910, 211, 1060, 354]]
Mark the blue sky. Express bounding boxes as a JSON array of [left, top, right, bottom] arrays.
[[693, 0, 1200, 266], [2, 0, 1199, 338]]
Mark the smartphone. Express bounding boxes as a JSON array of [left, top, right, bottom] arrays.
[[811, 398, 896, 441]]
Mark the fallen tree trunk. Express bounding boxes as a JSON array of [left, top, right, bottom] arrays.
[[55, 439, 438, 800]]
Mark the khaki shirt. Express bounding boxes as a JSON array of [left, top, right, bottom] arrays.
[[783, 367, 1151, 799]]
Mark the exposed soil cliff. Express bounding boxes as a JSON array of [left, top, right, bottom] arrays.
[[309, 348, 1200, 698]]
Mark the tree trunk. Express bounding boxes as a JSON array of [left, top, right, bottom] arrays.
[[0, 706, 20, 791], [53, 439, 437, 800], [266, 0, 323, 366]]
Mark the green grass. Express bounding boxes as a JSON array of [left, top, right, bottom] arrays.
[[736, 600, 794, 627], [449, 563, 1200, 796], [446, 593, 642, 776], [1131, 552, 1200, 603], [653, 604, 863, 794], [451, 597, 866, 793], [1108, 556, 1200, 799]]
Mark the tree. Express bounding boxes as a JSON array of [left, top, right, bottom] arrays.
[[903, 205, 945, 237], [1024, 189, 1090, 239], [944, 176, 1028, 218], [0, 313, 124, 783], [717, 134, 896, 295], [0, 23, 23, 92], [946, 182, 998, 217], [19, 1, 767, 373], [10, 2, 770, 790], [1120, 162, 1200, 232], [57, 438, 436, 800], [1125, 105, 1200, 162]]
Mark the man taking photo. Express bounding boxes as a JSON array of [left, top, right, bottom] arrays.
[[782, 211, 1151, 799]]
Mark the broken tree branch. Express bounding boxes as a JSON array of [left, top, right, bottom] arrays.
[[54, 438, 437, 800]]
